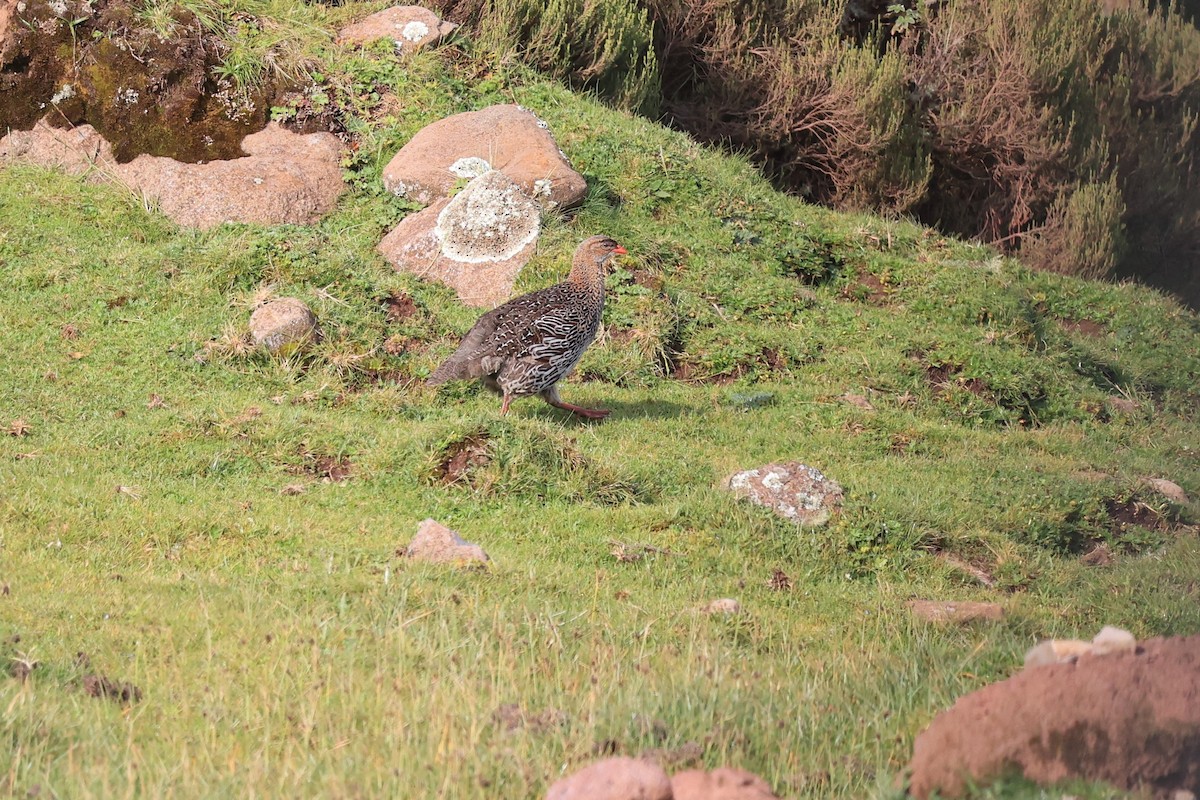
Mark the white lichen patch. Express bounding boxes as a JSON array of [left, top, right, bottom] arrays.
[[448, 157, 492, 179], [50, 84, 75, 104], [435, 170, 540, 264], [532, 178, 553, 198], [47, 0, 68, 16], [399, 19, 429, 41], [115, 88, 140, 107]]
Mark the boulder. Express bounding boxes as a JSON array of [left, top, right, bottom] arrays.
[[119, 123, 345, 229], [671, 768, 778, 799], [725, 462, 843, 526], [0, 119, 345, 229], [545, 757, 672, 800], [405, 518, 489, 565], [908, 634, 1200, 798], [248, 298, 320, 352], [336, 5, 457, 52], [378, 170, 541, 307], [382, 104, 587, 210]]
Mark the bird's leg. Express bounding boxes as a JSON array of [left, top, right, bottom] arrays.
[[538, 387, 610, 420], [500, 394, 513, 415]]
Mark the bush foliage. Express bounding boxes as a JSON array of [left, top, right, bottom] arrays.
[[431, 0, 1200, 303]]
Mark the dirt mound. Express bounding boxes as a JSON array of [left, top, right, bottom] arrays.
[[908, 634, 1200, 798]]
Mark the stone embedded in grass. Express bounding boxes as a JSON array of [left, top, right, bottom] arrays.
[[702, 598, 743, 615], [545, 757, 672, 800], [907, 600, 1005, 624], [248, 298, 320, 353], [671, 767, 780, 799], [381, 104, 587, 210], [1142, 477, 1190, 506], [335, 5, 457, 52], [405, 518, 489, 565], [378, 171, 541, 307], [0, 119, 346, 229], [725, 462, 843, 526], [909, 633, 1200, 799]]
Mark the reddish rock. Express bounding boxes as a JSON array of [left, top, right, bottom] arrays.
[[0, 119, 345, 229], [378, 171, 540, 307], [725, 462, 843, 526], [908, 634, 1200, 798], [671, 768, 778, 799], [907, 600, 1005, 624], [545, 757, 672, 800], [119, 123, 345, 228], [382, 104, 587, 210], [405, 519, 489, 565], [336, 5, 456, 51], [248, 298, 319, 352]]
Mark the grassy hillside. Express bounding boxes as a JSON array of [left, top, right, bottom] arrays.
[[2, 7, 1199, 798]]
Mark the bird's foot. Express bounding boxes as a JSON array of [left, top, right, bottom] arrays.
[[553, 401, 610, 420]]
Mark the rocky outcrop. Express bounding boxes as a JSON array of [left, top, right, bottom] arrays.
[[0, 119, 346, 228], [908, 634, 1200, 798]]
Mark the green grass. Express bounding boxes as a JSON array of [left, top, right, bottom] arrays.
[[2, 5, 1199, 797]]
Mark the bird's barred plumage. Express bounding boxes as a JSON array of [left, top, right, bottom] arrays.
[[427, 235, 625, 419]]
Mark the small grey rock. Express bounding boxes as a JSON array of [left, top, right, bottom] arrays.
[[248, 298, 319, 352]]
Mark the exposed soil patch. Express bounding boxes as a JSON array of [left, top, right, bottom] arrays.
[[841, 267, 893, 304], [925, 362, 988, 398], [1059, 317, 1107, 337], [434, 430, 491, 485], [82, 673, 142, 704], [670, 347, 788, 384], [0, 0, 337, 163], [1105, 497, 1168, 535], [292, 448, 353, 482], [381, 291, 419, 322]]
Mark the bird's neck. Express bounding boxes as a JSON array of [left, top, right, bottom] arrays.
[[567, 256, 606, 297]]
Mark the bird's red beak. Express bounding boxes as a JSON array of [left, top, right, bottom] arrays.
[[613, 245, 628, 255]]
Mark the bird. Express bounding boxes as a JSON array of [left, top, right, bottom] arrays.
[[426, 235, 627, 420]]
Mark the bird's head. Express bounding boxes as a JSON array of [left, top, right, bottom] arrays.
[[579, 235, 628, 267]]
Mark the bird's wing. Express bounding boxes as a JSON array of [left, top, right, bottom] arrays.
[[427, 287, 571, 383]]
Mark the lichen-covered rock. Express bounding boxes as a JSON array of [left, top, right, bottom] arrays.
[[336, 5, 457, 52], [908, 634, 1200, 798], [671, 767, 779, 799], [405, 519, 490, 565], [382, 104, 587, 210], [0, 119, 346, 229], [725, 462, 843, 526], [248, 298, 320, 352], [377, 171, 541, 307], [545, 757, 672, 800]]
